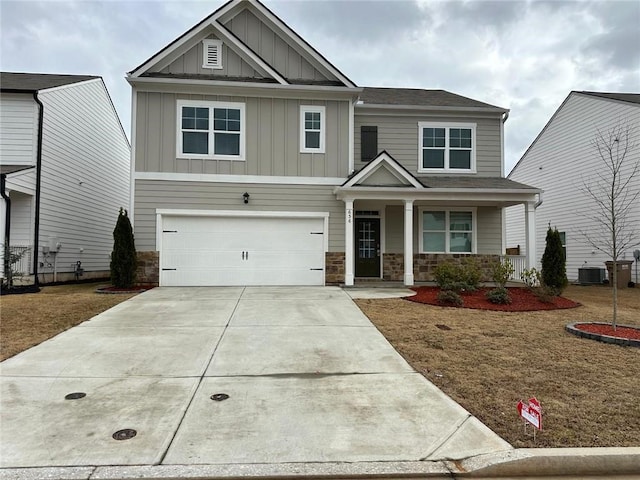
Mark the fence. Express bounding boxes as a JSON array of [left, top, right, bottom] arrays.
[[501, 255, 527, 282], [1, 245, 33, 285]]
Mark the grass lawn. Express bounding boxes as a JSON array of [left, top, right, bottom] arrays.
[[355, 285, 640, 448], [0, 282, 137, 361]]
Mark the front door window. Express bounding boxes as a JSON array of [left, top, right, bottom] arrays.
[[355, 218, 380, 277]]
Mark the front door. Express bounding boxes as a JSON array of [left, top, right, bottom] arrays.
[[355, 218, 381, 277]]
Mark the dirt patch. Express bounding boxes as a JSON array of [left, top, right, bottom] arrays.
[[407, 286, 580, 311], [355, 285, 640, 448], [0, 283, 137, 361]]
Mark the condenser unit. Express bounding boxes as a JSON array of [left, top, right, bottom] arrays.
[[578, 267, 605, 285]]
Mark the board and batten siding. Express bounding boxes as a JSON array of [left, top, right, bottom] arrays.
[[36, 79, 130, 274], [384, 205, 502, 254], [158, 34, 263, 78], [135, 92, 350, 177], [0, 94, 38, 166], [505, 93, 640, 281], [223, 9, 331, 83], [134, 180, 345, 252], [354, 112, 502, 177]]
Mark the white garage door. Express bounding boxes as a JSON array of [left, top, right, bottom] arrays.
[[160, 214, 326, 286]]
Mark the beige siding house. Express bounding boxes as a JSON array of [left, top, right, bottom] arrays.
[[0, 73, 131, 287], [129, 0, 540, 287]]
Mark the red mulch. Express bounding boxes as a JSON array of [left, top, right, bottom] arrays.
[[406, 286, 581, 311], [575, 323, 640, 341]]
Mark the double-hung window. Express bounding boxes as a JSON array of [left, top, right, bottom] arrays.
[[177, 100, 245, 160], [421, 209, 475, 253], [300, 105, 325, 153], [418, 122, 475, 172]]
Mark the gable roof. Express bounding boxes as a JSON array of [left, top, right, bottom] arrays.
[[128, 0, 356, 88], [577, 91, 640, 105], [342, 151, 424, 189], [0, 72, 99, 92], [508, 90, 640, 177], [359, 88, 507, 112]]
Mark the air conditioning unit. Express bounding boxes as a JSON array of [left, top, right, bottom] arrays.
[[578, 267, 605, 285]]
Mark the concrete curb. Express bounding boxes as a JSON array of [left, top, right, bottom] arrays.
[[1, 448, 638, 479]]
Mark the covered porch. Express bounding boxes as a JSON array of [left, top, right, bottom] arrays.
[[333, 153, 541, 286]]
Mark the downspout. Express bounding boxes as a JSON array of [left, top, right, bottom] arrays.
[[1, 174, 11, 284], [535, 191, 543, 209], [33, 92, 44, 288]]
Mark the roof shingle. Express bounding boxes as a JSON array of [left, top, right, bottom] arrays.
[[359, 87, 507, 111], [577, 91, 640, 105], [0, 72, 99, 92]]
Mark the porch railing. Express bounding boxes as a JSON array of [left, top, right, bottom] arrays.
[[501, 255, 527, 282], [1, 245, 33, 285]]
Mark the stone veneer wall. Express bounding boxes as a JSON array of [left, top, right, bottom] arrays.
[[383, 253, 500, 282], [136, 251, 159, 286], [325, 252, 345, 285]]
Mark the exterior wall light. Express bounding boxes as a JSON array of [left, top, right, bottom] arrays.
[[242, 192, 250, 204]]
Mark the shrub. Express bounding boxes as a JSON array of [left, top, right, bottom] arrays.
[[437, 290, 463, 306], [492, 258, 514, 288], [531, 284, 558, 303], [486, 287, 512, 304], [433, 258, 481, 293], [520, 268, 541, 288], [541, 227, 568, 293], [110, 208, 137, 288]]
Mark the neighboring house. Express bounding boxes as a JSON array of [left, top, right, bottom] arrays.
[[128, 0, 541, 287], [0, 73, 130, 286], [506, 91, 640, 282]]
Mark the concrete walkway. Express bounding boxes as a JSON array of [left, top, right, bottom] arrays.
[[1, 286, 511, 471]]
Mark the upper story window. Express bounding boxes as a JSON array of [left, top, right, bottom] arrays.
[[300, 105, 325, 153], [420, 208, 476, 253], [177, 100, 245, 160], [202, 39, 223, 69], [418, 122, 476, 173], [361, 126, 378, 162]]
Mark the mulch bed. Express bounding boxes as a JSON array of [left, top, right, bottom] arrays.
[[574, 323, 640, 341], [406, 286, 581, 311], [96, 285, 151, 294]]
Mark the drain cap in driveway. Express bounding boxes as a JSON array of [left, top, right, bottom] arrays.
[[112, 429, 137, 440], [64, 392, 86, 400], [210, 393, 229, 401]]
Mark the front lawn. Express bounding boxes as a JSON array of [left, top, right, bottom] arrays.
[[0, 283, 137, 361], [355, 285, 640, 448]]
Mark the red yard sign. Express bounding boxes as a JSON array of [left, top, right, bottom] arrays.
[[517, 397, 542, 430]]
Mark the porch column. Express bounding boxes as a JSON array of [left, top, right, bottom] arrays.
[[524, 201, 536, 269], [404, 199, 414, 286], [344, 199, 354, 286]]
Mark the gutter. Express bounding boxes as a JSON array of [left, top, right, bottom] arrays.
[[0, 174, 10, 282], [33, 91, 44, 288], [535, 191, 544, 208]]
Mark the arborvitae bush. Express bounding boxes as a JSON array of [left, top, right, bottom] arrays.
[[110, 208, 137, 288], [541, 227, 568, 293]]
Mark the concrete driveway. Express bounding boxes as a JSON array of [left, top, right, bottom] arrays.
[[0, 286, 511, 471]]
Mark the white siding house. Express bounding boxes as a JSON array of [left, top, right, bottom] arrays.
[[505, 91, 640, 282], [0, 73, 131, 286]]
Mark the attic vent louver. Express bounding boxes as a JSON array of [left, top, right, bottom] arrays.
[[202, 39, 222, 69]]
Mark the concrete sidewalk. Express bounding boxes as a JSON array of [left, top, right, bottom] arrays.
[[0, 286, 512, 470]]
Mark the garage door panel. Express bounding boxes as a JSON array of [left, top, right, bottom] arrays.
[[160, 215, 326, 286]]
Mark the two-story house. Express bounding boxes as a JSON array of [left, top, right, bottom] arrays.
[[0, 73, 130, 288], [129, 0, 540, 287]]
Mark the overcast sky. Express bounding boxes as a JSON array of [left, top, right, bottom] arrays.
[[1, 0, 639, 173]]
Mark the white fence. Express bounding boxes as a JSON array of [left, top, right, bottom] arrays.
[[501, 255, 527, 282]]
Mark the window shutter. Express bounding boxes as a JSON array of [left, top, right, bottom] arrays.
[[361, 126, 378, 162], [202, 40, 222, 69]]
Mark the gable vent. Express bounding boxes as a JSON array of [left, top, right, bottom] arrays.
[[202, 39, 222, 69]]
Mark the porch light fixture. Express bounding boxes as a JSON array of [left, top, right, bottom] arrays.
[[242, 192, 250, 204]]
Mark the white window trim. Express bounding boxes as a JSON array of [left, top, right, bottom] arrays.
[[417, 122, 476, 173], [419, 207, 477, 254], [176, 99, 245, 161], [202, 39, 223, 69], [300, 105, 326, 153]]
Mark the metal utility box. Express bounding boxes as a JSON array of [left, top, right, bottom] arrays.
[[578, 267, 605, 285]]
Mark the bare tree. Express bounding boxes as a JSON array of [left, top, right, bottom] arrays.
[[581, 123, 639, 329]]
